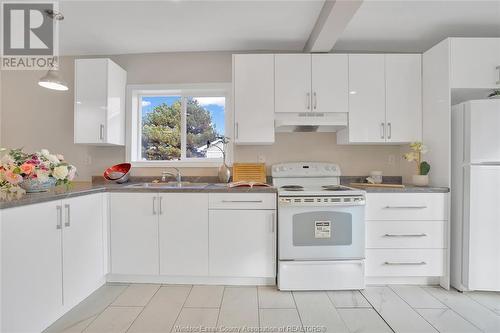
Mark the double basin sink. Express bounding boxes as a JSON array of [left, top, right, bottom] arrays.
[[125, 182, 225, 189]]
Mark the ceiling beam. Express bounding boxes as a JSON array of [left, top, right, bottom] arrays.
[[304, 0, 363, 53]]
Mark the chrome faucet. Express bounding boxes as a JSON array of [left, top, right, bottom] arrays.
[[161, 167, 182, 183]]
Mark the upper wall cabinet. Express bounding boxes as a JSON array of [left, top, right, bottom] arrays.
[[74, 58, 127, 146], [337, 54, 422, 144], [275, 54, 348, 113], [233, 54, 275, 144], [449, 38, 500, 89]]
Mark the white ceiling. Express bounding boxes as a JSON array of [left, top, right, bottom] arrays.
[[333, 0, 500, 52], [57, 0, 500, 56], [58, 0, 325, 55]]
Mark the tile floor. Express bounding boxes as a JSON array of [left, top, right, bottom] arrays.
[[44, 284, 500, 333]]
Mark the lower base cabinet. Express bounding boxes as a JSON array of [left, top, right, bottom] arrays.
[[209, 209, 276, 278], [1, 193, 105, 333], [110, 193, 159, 275]]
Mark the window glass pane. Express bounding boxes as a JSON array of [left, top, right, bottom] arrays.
[[186, 97, 225, 159], [141, 96, 181, 161]]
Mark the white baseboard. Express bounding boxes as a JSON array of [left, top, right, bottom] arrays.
[[106, 274, 276, 286]]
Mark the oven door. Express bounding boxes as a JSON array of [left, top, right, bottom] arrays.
[[278, 202, 365, 260]]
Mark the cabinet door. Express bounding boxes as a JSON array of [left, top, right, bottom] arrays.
[[62, 194, 104, 309], [233, 54, 275, 144], [106, 60, 127, 145], [209, 210, 276, 277], [275, 54, 312, 113], [385, 54, 422, 143], [159, 193, 209, 276], [347, 54, 386, 143], [450, 38, 500, 89], [110, 193, 159, 275], [311, 54, 348, 113], [74, 59, 108, 144], [1, 201, 63, 333]]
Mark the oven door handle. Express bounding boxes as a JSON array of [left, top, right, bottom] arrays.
[[384, 261, 427, 266]]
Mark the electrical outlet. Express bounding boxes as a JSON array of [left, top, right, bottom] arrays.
[[84, 155, 92, 165], [388, 154, 396, 166], [258, 154, 266, 163]]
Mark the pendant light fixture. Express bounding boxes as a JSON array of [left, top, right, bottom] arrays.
[[38, 69, 69, 91], [38, 8, 68, 91]]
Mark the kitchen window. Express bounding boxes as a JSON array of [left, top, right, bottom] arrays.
[[127, 84, 231, 167]]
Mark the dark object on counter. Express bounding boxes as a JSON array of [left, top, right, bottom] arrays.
[[103, 163, 131, 183]]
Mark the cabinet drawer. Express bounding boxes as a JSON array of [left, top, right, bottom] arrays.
[[366, 249, 445, 277], [366, 193, 448, 220], [209, 193, 276, 210], [367, 221, 445, 249]]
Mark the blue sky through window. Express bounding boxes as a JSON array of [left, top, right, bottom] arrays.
[[141, 96, 225, 135]]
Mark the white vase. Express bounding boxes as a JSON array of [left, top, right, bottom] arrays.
[[412, 175, 429, 187]]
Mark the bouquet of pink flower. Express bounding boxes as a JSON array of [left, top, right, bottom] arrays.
[[0, 148, 77, 200]]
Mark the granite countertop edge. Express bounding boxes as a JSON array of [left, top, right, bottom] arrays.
[[0, 183, 277, 210], [1, 181, 450, 210]]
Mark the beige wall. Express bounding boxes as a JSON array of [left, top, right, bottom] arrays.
[[1, 52, 412, 181]]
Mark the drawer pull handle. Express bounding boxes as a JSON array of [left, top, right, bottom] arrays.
[[384, 233, 427, 237], [384, 206, 427, 209], [384, 261, 427, 266], [221, 200, 263, 203]]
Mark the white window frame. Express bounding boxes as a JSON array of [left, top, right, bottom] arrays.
[[127, 83, 233, 167]]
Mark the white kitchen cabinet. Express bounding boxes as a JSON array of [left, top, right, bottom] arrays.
[[1, 193, 105, 333], [1, 201, 63, 333], [159, 193, 209, 276], [337, 54, 422, 144], [311, 54, 348, 113], [450, 38, 500, 89], [209, 209, 276, 278], [110, 193, 159, 275], [74, 58, 127, 145], [275, 54, 348, 114], [275, 54, 312, 113], [365, 192, 449, 287], [342, 54, 386, 143], [233, 54, 275, 144], [385, 54, 422, 143], [62, 194, 104, 309]]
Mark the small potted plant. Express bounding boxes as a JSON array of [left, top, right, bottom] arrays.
[[488, 89, 500, 99], [403, 142, 431, 186]]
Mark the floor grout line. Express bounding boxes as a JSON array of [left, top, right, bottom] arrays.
[[359, 287, 396, 333], [420, 286, 490, 332], [80, 284, 131, 333], [169, 285, 195, 333], [463, 291, 500, 317], [215, 286, 226, 327], [290, 291, 306, 333], [124, 284, 162, 333]]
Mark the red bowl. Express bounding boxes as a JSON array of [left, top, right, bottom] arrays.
[[103, 163, 131, 181]]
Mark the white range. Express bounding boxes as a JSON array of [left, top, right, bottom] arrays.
[[272, 162, 366, 291]]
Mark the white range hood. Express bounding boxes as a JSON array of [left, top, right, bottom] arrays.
[[275, 112, 348, 133]]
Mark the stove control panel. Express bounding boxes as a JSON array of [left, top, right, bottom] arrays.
[[272, 162, 341, 178]]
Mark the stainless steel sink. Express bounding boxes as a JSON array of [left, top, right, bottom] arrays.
[[125, 182, 210, 189]]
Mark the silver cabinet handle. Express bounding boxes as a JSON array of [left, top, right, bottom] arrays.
[[64, 204, 71, 227], [496, 65, 500, 85], [384, 233, 427, 237], [384, 261, 426, 266], [384, 205, 427, 209], [313, 92, 317, 110], [152, 197, 157, 215], [306, 92, 311, 110], [99, 124, 105, 141], [221, 200, 263, 203], [387, 122, 392, 140], [235, 122, 239, 140], [56, 205, 62, 229], [380, 122, 385, 139], [159, 196, 163, 215]]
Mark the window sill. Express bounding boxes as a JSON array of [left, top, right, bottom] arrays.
[[130, 160, 224, 168]]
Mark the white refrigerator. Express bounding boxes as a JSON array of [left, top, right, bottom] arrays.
[[451, 99, 500, 291]]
